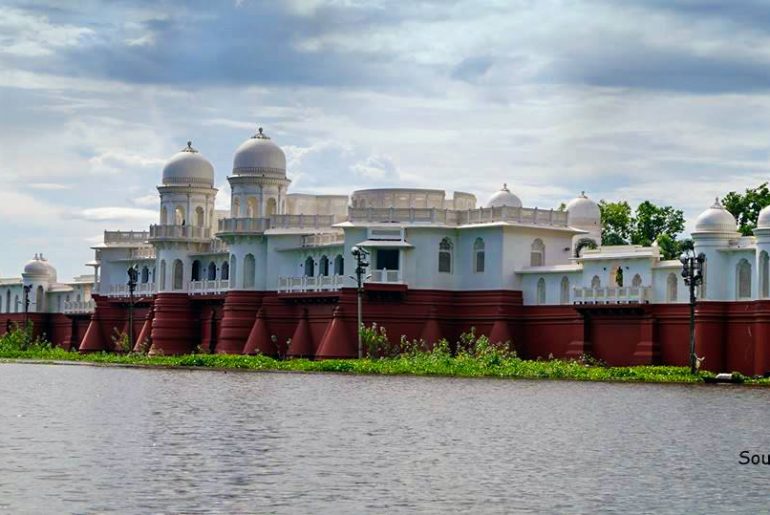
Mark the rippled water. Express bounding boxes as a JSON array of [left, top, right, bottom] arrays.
[[0, 364, 769, 513]]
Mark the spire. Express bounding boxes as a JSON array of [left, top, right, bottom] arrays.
[[251, 127, 270, 140], [181, 141, 198, 153]]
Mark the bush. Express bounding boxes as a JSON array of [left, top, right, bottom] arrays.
[[0, 322, 51, 352]]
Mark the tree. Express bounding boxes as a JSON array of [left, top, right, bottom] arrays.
[[722, 182, 770, 236], [632, 201, 685, 247], [597, 201, 632, 245], [598, 200, 687, 260]]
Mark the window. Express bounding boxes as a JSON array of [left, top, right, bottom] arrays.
[[560, 276, 570, 304], [221, 261, 230, 281], [737, 259, 752, 299], [667, 273, 677, 302], [530, 239, 545, 267], [244, 254, 255, 288], [319, 255, 330, 276], [376, 249, 399, 270], [161, 206, 168, 225], [474, 238, 485, 273], [334, 255, 344, 275], [591, 275, 601, 289], [232, 198, 240, 217], [141, 266, 149, 284], [761, 251, 769, 299], [614, 266, 624, 287], [14, 295, 19, 313], [36, 285, 44, 312], [305, 256, 315, 277], [267, 198, 277, 216], [174, 206, 185, 225], [247, 197, 258, 218], [207, 261, 217, 281], [191, 260, 201, 282], [537, 278, 546, 305], [159, 260, 166, 290], [631, 274, 642, 287], [4, 290, 9, 313], [173, 260, 184, 290], [195, 206, 204, 226], [438, 237, 453, 273]]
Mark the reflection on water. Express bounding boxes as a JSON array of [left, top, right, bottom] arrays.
[[0, 364, 768, 513]]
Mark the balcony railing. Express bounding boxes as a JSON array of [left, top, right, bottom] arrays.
[[347, 206, 568, 227], [301, 232, 345, 247], [278, 275, 345, 293], [189, 279, 230, 295], [368, 268, 403, 284], [63, 300, 95, 314], [129, 247, 156, 260], [572, 286, 652, 304], [104, 230, 149, 245], [148, 225, 211, 241], [217, 215, 337, 236], [217, 217, 270, 234], [104, 283, 157, 297]]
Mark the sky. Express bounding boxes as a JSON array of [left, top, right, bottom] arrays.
[[3, 0, 770, 280]]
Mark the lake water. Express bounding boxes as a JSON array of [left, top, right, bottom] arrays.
[[0, 363, 768, 514]]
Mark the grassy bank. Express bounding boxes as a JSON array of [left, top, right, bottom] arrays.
[[2, 325, 765, 385]]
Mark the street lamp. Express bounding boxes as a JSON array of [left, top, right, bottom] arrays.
[[680, 251, 706, 374], [22, 284, 32, 329], [127, 265, 139, 352], [350, 245, 370, 359]]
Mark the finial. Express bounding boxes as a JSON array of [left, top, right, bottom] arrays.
[[252, 127, 270, 140], [34, 253, 38, 260], [713, 196, 722, 208], [581, 190, 586, 197], [187, 140, 192, 148], [502, 183, 508, 190], [180, 140, 198, 153]]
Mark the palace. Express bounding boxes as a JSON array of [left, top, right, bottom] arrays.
[[2, 128, 770, 374]]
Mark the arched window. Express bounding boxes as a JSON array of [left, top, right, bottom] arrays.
[[667, 273, 678, 302], [76, 294, 81, 302], [319, 255, 330, 277], [230, 255, 237, 288], [536, 278, 546, 305], [473, 238, 485, 273], [247, 197, 258, 218], [267, 198, 277, 216], [221, 261, 230, 281], [159, 260, 166, 290], [195, 206, 204, 227], [152, 267, 156, 283], [207, 261, 217, 281], [560, 276, 570, 304], [591, 275, 601, 289], [334, 255, 344, 275], [141, 266, 149, 284], [614, 266, 624, 287], [232, 198, 240, 217], [632, 274, 642, 287], [438, 237, 453, 273], [244, 254, 256, 288], [761, 251, 769, 299], [36, 285, 44, 312], [191, 260, 201, 282], [4, 290, 9, 313], [737, 258, 752, 299], [305, 256, 315, 277], [530, 239, 545, 266], [161, 206, 168, 225], [14, 294, 19, 313], [173, 260, 184, 290], [174, 206, 185, 225]]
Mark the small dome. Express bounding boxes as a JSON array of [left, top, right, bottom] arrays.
[[566, 191, 600, 226], [232, 127, 286, 176], [757, 205, 770, 230], [486, 183, 522, 208], [694, 198, 738, 234], [23, 253, 55, 278], [161, 142, 214, 187]]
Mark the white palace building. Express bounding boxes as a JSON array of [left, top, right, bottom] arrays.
[[2, 127, 770, 373]]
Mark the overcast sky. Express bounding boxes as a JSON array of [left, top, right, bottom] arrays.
[[3, 0, 770, 280]]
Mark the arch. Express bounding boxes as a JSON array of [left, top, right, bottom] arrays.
[[761, 251, 769, 299], [230, 255, 238, 288], [159, 259, 167, 290], [438, 237, 453, 273], [613, 266, 624, 287], [536, 278, 546, 305], [14, 294, 19, 313], [632, 274, 642, 288], [244, 254, 256, 288], [530, 238, 545, 267], [161, 206, 168, 225], [191, 260, 202, 282], [304, 256, 315, 277], [473, 237, 485, 273], [4, 290, 9, 314], [76, 293, 81, 302], [173, 259, 184, 291], [266, 198, 277, 216], [174, 206, 185, 225], [36, 285, 44, 312], [207, 261, 217, 281], [195, 206, 204, 227], [232, 198, 241, 217], [574, 237, 597, 258], [334, 254, 344, 275], [667, 273, 678, 302], [247, 197, 259, 218], [737, 258, 752, 299], [140, 266, 149, 284], [591, 275, 601, 289], [319, 255, 330, 277], [560, 276, 570, 304]]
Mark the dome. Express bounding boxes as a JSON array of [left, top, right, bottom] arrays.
[[694, 198, 738, 234], [486, 184, 522, 208], [757, 205, 770, 230], [23, 253, 55, 278], [161, 142, 214, 187], [232, 127, 286, 176], [566, 191, 600, 225]]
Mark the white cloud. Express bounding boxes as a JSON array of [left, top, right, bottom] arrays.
[[76, 207, 157, 223], [89, 151, 166, 175], [0, 7, 93, 57], [27, 183, 72, 190]]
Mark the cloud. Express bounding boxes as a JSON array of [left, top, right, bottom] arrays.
[[0, 6, 93, 57], [88, 151, 165, 175], [75, 207, 157, 223], [27, 183, 72, 190]]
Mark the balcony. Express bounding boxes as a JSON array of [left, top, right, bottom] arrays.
[[129, 247, 156, 260], [278, 275, 345, 293], [368, 268, 403, 284], [217, 215, 337, 236], [103, 230, 149, 246], [148, 225, 211, 242], [103, 283, 157, 297], [347, 206, 568, 227], [572, 286, 652, 304], [217, 217, 270, 235], [188, 279, 230, 295], [63, 300, 95, 314], [301, 232, 345, 247]]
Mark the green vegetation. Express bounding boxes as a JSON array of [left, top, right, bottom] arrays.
[[723, 182, 770, 236]]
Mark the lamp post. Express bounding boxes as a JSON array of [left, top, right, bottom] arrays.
[[350, 246, 370, 359], [680, 251, 706, 374], [127, 266, 139, 352], [22, 284, 31, 329]]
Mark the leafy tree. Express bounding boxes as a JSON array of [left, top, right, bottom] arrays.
[[632, 201, 685, 247], [722, 182, 770, 236], [598, 200, 687, 260], [597, 201, 632, 245]]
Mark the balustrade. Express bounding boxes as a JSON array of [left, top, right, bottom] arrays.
[[572, 286, 652, 304]]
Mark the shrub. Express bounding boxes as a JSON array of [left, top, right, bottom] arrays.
[[0, 322, 51, 352]]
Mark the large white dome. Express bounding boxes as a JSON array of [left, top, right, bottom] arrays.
[[161, 142, 214, 187], [694, 198, 738, 234], [757, 205, 770, 230], [566, 191, 600, 225], [232, 128, 286, 176], [486, 184, 522, 208], [23, 253, 55, 279]]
